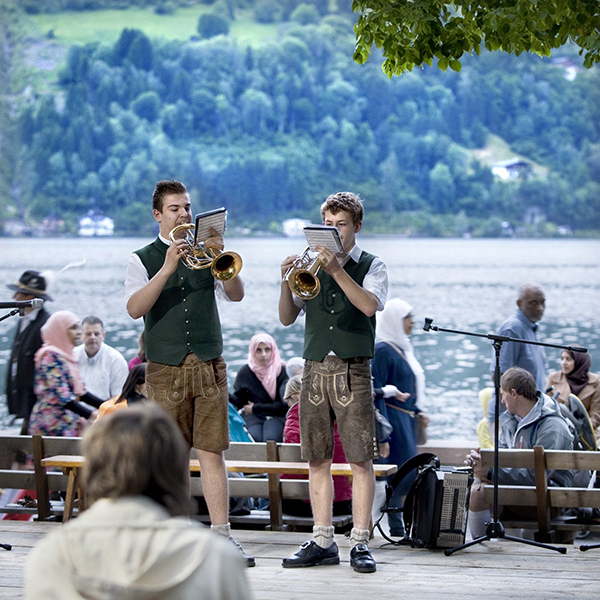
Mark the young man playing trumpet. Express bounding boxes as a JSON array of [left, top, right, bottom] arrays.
[[124, 180, 254, 566], [279, 192, 388, 573]]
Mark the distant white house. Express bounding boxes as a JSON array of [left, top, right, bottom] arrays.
[[491, 158, 532, 180], [282, 218, 311, 237], [78, 211, 114, 236]]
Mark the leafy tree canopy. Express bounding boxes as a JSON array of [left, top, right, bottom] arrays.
[[352, 0, 600, 76]]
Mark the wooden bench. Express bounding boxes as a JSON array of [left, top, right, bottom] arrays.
[[481, 447, 600, 542], [41, 441, 398, 528], [0, 435, 84, 520], [3, 433, 472, 528]]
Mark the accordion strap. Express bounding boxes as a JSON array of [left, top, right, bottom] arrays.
[[385, 452, 439, 504]]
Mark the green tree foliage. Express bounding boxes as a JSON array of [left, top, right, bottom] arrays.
[[352, 0, 600, 76], [7, 11, 600, 236], [197, 13, 230, 39]]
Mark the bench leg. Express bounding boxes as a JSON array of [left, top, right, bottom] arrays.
[[32, 435, 51, 521], [63, 468, 78, 523]]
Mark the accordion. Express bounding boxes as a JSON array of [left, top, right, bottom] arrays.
[[386, 453, 473, 549], [406, 465, 473, 548]]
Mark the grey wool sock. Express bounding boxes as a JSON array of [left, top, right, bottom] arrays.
[[313, 525, 335, 549], [211, 523, 231, 538], [350, 527, 370, 548]]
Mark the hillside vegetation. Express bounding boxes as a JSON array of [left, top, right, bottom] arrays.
[[1, 0, 599, 237]]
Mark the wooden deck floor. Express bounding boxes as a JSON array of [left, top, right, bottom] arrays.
[[2, 520, 599, 599]]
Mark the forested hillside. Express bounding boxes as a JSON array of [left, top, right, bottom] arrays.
[[1, 0, 599, 236]]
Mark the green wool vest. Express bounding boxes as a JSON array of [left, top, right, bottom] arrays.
[[303, 251, 377, 361], [135, 239, 223, 366]]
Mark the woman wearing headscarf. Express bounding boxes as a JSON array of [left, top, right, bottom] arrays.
[[29, 311, 102, 437], [371, 298, 429, 537], [546, 350, 600, 433], [230, 333, 289, 442]]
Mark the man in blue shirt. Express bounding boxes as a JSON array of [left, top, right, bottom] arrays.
[[488, 283, 547, 423]]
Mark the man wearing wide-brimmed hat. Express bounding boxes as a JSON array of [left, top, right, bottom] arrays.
[[5, 270, 51, 433]]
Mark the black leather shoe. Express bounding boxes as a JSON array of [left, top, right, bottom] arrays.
[[350, 543, 376, 573], [282, 540, 339, 568], [229, 537, 255, 567]]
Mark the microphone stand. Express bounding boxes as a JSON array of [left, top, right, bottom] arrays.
[[0, 308, 21, 323], [422, 318, 587, 556]]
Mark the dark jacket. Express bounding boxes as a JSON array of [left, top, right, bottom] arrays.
[[230, 365, 288, 419], [6, 308, 50, 418]]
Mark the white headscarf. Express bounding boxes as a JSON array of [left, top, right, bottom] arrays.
[[376, 298, 426, 406]]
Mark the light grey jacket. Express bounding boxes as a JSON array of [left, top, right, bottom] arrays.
[[496, 392, 574, 488], [25, 496, 252, 600]]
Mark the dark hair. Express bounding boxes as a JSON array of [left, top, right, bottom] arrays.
[[152, 180, 188, 212], [116, 363, 146, 405], [501, 367, 538, 402], [320, 191, 364, 224], [82, 404, 195, 517], [82, 315, 104, 329]]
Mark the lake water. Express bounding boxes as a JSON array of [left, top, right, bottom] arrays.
[[1, 236, 599, 440]]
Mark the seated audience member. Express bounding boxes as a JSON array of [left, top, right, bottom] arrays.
[[476, 387, 494, 449], [281, 376, 352, 517], [546, 349, 600, 436], [29, 311, 101, 437], [285, 356, 304, 379], [73, 315, 129, 400], [467, 367, 574, 538], [25, 404, 252, 600], [230, 333, 289, 442], [128, 331, 147, 370], [96, 364, 147, 421]]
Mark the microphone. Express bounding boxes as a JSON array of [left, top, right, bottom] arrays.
[[567, 345, 587, 353], [423, 317, 434, 332], [0, 298, 45, 310]]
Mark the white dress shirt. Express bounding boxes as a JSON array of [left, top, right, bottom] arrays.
[[73, 343, 129, 400]]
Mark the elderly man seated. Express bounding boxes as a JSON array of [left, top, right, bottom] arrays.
[[467, 366, 574, 538]]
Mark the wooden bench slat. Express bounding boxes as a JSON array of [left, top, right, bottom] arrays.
[[42, 456, 397, 477]]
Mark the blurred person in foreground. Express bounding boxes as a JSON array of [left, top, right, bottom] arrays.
[[25, 404, 253, 600]]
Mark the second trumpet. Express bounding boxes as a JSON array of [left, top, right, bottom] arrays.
[[284, 246, 323, 300]]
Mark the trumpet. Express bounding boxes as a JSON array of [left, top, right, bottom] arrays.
[[169, 223, 242, 281], [283, 246, 323, 300]]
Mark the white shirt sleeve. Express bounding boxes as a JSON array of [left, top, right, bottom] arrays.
[[124, 253, 148, 310], [363, 257, 388, 311]]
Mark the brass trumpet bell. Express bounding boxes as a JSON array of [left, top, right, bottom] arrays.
[[169, 223, 243, 280], [284, 246, 323, 300]]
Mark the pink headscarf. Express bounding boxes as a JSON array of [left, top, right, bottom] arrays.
[[35, 310, 85, 395], [248, 333, 283, 400]]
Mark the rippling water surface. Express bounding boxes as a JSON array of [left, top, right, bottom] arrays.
[[1, 236, 599, 439]]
